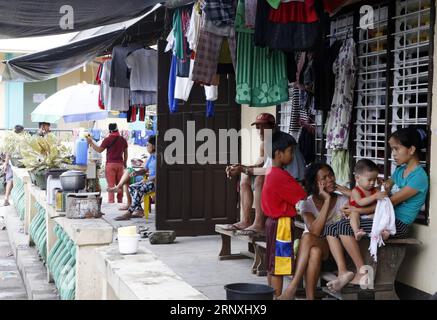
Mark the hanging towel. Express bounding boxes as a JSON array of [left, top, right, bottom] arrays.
[[369, 186, 396, 262], [274, 216, 294, 275], [330, 149, 350, 186]]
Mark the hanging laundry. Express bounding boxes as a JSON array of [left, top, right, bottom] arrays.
[[191, 28, 236, 85], [139, 105, 146, 122], [326, 37, 357, 150], [201, 0, 237, 28], [330, 149, 350, 187], [206, 100, 215, 118], [217, 39, 235, 75], [125, 48, 158, 92], [244, 0, 257, 28], [287, 86, 302, 141], [255, 0, 321, 51], [235, 0, 288, 107], [125, 48, 158, 107], [109, 43, 143, 88], [95, 63, 105, 110], [168, 55, 179, 113], [191, 1, 237, 85], [127, 105, 137, 122], [313, 39, 343, 111], [101, 60, 130, 111], [298, 126, 316, 164], [130, 91, 157, 106], [187, 2, 202, 52]]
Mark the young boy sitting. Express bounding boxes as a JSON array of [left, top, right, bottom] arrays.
[[348, 159, 386, 240], [261, 131, 307, 298]]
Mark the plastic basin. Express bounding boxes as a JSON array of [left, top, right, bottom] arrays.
[[224, 283, 275, 300]]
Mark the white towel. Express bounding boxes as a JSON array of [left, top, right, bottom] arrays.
[[369, 186, 396, 262]]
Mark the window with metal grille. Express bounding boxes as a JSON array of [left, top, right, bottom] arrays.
[[276, 0, 434, 225]]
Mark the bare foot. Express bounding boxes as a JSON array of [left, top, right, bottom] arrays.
[[350, 272, 368, 285], [118, 205, 130, 211], [277, 286, 297, 300], [354, 229, 366, 241], [327, 271, 354, 292], [382, 230, 390, 241]]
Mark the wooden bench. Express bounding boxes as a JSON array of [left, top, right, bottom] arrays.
[[215, 224, 267, 276], [252, 221, 421, 300], [320, 237, 422, 300]]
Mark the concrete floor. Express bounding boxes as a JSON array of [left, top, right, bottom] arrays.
[[2, 189, 285, 300], [0, 208, 27, 300], [100, 192, 290, 300]]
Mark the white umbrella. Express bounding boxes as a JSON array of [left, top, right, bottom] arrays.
[[31, 83, 107, 123]]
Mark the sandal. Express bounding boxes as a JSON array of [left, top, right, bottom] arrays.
[[114, 213, 132, 221]]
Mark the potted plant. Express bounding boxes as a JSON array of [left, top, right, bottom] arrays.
[[0, 130, 30, 168], [20, 133, 72, 190]]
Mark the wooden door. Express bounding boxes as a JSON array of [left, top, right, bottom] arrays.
[[155, 40, 241, 236]]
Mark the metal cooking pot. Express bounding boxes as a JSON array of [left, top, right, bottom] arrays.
[[60, 170, 86, 191]]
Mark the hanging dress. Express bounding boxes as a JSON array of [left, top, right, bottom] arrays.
[[235, 0, 288, 107], [325, 37, 357, 150]]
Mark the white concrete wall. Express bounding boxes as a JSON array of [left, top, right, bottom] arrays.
[[396, 20, 437, 294]]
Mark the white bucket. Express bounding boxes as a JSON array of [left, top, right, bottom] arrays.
[[118, 234, 140, 254]]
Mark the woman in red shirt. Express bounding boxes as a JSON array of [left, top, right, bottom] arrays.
[[87, 123, 128, 203]]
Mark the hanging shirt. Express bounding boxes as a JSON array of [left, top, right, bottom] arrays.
[[201, 0, 237, 27], [109, 44, 143, 88], [101, 60, 130, 111], [261, 167, 307, 218], [125, 48, 158, 92], [187, 3, 202, 52]]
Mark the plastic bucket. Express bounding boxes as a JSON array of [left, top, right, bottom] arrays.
[[224, 283, 275, 300], [118, 234, 140, 254]]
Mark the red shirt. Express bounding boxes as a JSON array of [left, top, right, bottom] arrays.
[[100, 132, 128, 164], [261, 167, 307, 218], [349, 186, 377, 208]]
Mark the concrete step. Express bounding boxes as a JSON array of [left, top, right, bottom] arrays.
[[2, 204, 59, 300]]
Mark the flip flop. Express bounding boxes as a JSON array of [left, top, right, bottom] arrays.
[[235, 229, 265, 237], [114, 213, 132, 221], [220, 224, 244, 231]]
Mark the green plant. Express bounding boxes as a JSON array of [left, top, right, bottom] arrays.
[[0, 130, 30, 159], [20, 133, 72, 172]]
